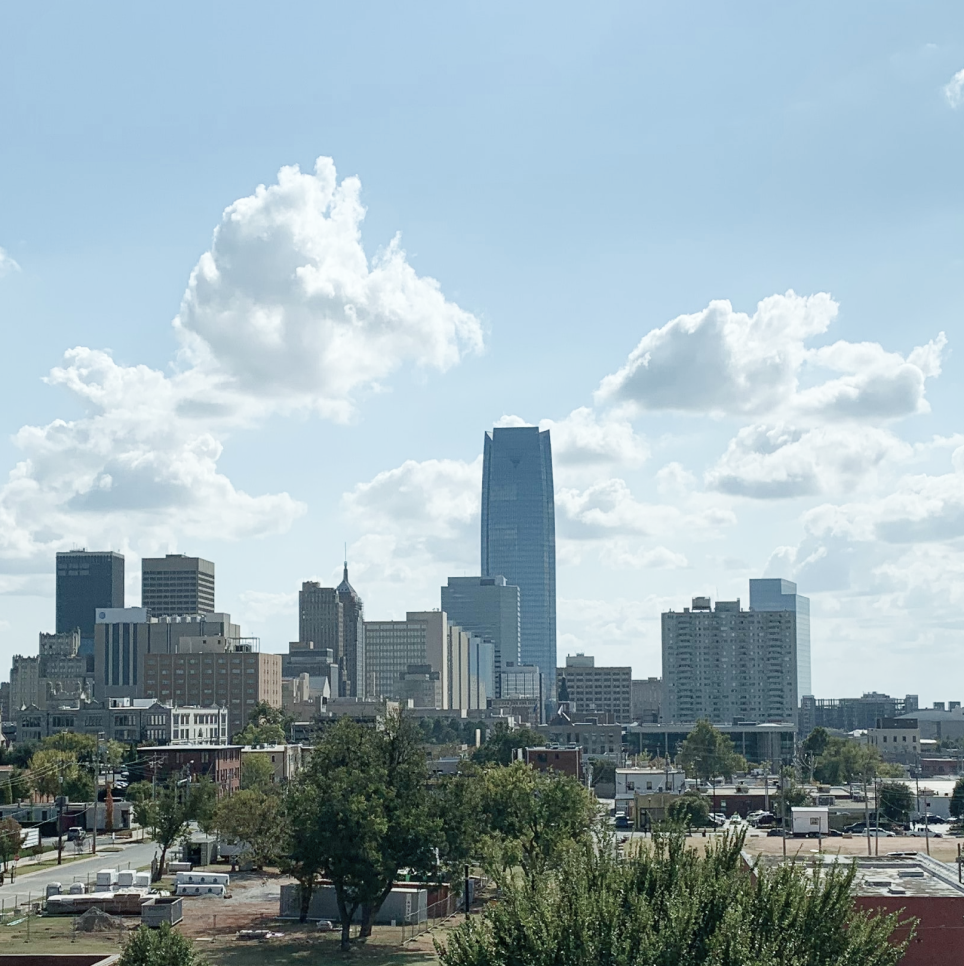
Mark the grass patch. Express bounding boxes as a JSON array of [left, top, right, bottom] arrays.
[[205, 934, 438, 966]]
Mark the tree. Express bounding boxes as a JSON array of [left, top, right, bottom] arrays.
[[233, 701, 289, 745], [437, 831, 913, 966], [666, 791, 710, 828], [214, 790, 285, 870], [801, 726, 830, 758], [138, 776, 213, 879], [772, 767, 812, 818], [813, 738, 882, 786], [119, 922, 207, 966], [0, 818, 21, 878], [950, 777, 964, 820], [471, 721, 545, 766], [241, 753, 275, 792], [28, 747, 94, 802], [280, 777, 328, 923], [879, 782, 914, 824], [295, 712, 441, 949], [676, 720, 745, 782], [475, 762, 597, 885]]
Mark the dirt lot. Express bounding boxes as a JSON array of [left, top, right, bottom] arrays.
[[0, 870, 448, 965], [740, 830, 964, 864]]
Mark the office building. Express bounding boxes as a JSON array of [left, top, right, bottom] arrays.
[[94, 609, 240, 700], [481, 426, 556, 689], [556, 654, 632, 722], [627, 722, 795, 765], [631, 677, 661, 723], [749, 578, 812, 700], [141, 554, 215, 617], [56, 550, 125, 647], [661, 581, 808, 727], [281, 642, 340, 698], [364, 611, 449, 707], [441, 576, 520, 697], [336, 562, 366, 698], [499, 662, 541, 701], [143, 639, 281, 740], [468, 634, 495, 709]]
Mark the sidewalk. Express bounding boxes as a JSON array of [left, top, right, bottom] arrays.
[[4, 828, 148, 879]]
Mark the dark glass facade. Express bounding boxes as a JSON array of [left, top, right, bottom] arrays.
[[481, 426, 556, 686], [337, 563, 365, 698], [56, 550, 125, 642]]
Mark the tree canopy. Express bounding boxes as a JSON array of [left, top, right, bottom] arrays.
[[676, 720, 745, 782], [879, 781, 914, 824], [233, 700, 289, 745], [471, 721, 545, 766], [119, 922, 207, 966], [437, 831, 913, 966]]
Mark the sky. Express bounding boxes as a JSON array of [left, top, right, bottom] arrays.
[[1, 3, 963, 704]]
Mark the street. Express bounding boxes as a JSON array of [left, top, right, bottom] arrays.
[[0, 840, 158, 912]]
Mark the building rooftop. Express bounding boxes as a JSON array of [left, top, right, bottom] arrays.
[[140, 744, 242, 752], [747, 851, 964, 898]]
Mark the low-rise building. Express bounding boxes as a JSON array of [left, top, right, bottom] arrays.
[[539, 719, 626, 761], [141, 744, 242, 795], [865, 717, 920, 763], [15, 698, 227, 745], [556, 655, 632, 723], [747, 851, 964, 966], [525, 746, 583, 779], [240, 744, 303, 785]]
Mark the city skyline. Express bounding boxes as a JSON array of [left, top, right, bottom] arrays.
[[2, 7, 964, 701]]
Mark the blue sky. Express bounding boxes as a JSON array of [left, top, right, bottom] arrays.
[[1, 3, 963, 702]]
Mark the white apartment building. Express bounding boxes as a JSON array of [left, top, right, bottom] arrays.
[[662, 583, 807, 726]]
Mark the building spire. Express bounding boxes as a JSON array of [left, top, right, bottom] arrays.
[[343, 542, 348, 581]]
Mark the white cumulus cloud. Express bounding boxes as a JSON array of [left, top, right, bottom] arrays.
[[0, 247, 20, 277], [945, 68, 964, 108], [174, 156, 482, 418], [0, 157, 479, 575], [595, 291, 944, 425]]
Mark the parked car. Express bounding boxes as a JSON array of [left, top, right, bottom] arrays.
[[767, 828, 787, 837], [66, 826, 86, 842]]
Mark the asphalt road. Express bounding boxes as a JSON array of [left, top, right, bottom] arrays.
[[0, 840, 158, 911]]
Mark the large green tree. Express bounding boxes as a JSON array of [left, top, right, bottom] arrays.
[[437, 831, 913, 966], [293, 712, 441, 949], [471, 722, 546, 766], [240, 753, 276, 792], [666, 791, 710, 829], [813, 738, 886, 786], [677, 720, 745, 782], [138, 776, 215, 879], [879, 782, 914, 824], [214, 790, 285, 870], [233, 700, 289, 745], [475, 761, 597, 885]]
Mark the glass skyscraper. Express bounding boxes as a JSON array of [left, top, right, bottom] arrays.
[[481, 426, 556, 688], [749, 577, 812, 699], [56, 550, 125, 648]]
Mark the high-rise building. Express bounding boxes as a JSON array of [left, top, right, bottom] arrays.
[[336, 562, 365, 698], [141, 555, 215, 617], [481, 426, 556, 688], [441, 576, 520, 697], [555, 654, 632, 722], [299, 582, 344, 682], [363, 611, 449, 707], [661, 580, 808, 726], [56, 550, 125, 646], [749, 578, 812, 700], [93, 608, 239, 700]]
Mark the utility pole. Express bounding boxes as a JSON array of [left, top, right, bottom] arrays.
[[56, 731, 66, 866], [863, 775, 871, 856]]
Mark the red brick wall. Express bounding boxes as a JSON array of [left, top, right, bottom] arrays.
[[856, 895, 964, 966]]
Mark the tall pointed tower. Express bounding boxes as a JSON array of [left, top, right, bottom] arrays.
[[337, 559, 365, 698]]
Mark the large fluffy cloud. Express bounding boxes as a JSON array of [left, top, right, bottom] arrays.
[[595, 291, 944, 425], [0, 158, 481, 574], [174, 157, 482, 417]]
